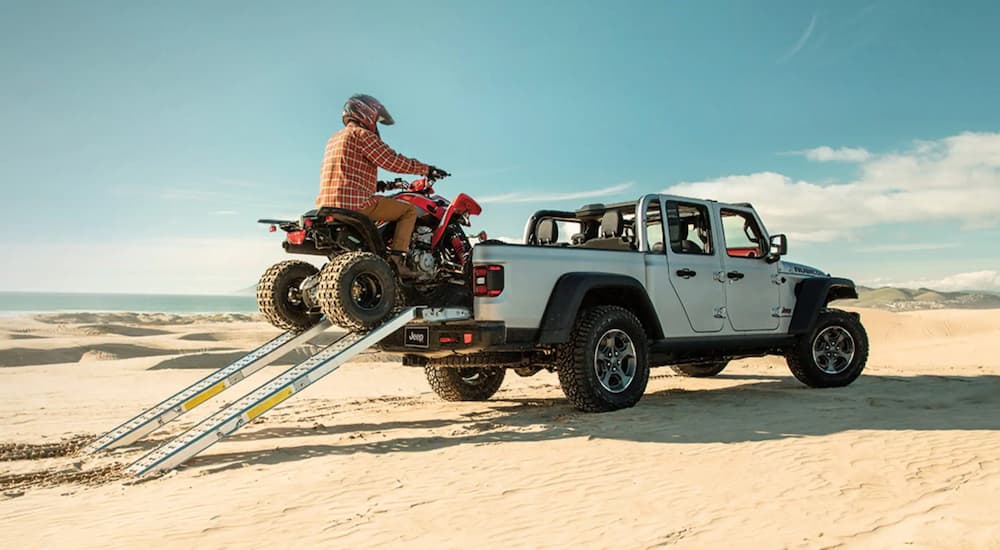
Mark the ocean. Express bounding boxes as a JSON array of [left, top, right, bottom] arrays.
[[0, 292, 258, 316]]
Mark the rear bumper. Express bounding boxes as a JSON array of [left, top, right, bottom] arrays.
[[377, 321, 507, 358]]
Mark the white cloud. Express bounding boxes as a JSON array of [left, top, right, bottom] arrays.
[[663, 132, 1000, 242], [868, 270, 1000, 292], [480, 182, 634, 204], [789, 146, 873, 162], [777, 14, 818, 63], [856, 243, 958, 253]]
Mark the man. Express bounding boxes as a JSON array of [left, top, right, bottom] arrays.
[[317, 94, 447, 276]]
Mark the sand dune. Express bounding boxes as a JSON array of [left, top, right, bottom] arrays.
[[1, 308, 999, 548], [0, 343, 181, 367], [34, 312, 260, 326], [76, 324, 171, 337]]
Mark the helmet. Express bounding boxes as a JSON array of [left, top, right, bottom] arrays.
[[342, 94, 395, 131]]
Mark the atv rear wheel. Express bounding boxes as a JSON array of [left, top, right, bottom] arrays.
[[317, 252, 399, 332], [256, 260, 321, 332], [424, 365, 506, 401]]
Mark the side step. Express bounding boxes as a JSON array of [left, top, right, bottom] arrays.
[[83, 320, 334, 455], [126, 307, 466, 477]]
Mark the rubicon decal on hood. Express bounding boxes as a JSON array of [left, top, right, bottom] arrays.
[[780, 261, 828, 277]]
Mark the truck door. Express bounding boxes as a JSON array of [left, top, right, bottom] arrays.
[[719, 207, 780, 331], [664, 200, 726, 333]]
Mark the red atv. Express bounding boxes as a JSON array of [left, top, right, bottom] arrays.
[[256, 174, 482, 332]]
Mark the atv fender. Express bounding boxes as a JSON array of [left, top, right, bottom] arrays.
[[316, 207, 385, 255], [430, 193, 482, 249], [789, 277, 859, 335], [537, 273, 664, 344]]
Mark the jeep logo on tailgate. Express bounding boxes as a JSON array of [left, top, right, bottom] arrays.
[[404, 326, 429, 348]]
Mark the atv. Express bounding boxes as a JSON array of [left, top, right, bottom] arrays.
[[256, 174, 482, 332]]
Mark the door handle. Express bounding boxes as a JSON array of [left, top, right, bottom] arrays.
[[726, 271, 745, 280], [676, 268, 697, 279]]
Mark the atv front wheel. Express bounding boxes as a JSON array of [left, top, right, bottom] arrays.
[[256, 260, 321, 332], [786, 309, 869, 388], [317, 252, 399, 332]]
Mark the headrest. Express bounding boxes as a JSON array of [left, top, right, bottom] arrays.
[[600, 211, 624, 238], [537, 219, 559, 244]]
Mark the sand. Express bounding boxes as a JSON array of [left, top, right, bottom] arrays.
[[1, 308, 999, 548]]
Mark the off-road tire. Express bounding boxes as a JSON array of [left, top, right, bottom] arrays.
[[424, 364, 506, 401], [670, 361, 729, 378], [555, 305, 650, 412], [317, 252, 398, 332], [786, 309, 869, 388], [256, 260, 321, 332]]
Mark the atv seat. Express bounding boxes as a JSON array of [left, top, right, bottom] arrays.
[[312, 207, 385, 252], [314, 207, 380, 230]]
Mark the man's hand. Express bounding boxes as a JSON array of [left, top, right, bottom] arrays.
[[427, 166, 450, 181]]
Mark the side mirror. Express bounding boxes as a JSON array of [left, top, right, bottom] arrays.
[[767, 234, 787, 263]]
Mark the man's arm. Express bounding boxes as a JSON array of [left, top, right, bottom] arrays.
[[357, 130, 430, 176]]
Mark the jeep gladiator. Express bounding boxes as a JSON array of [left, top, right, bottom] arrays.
[[379, 193, 868, 412]]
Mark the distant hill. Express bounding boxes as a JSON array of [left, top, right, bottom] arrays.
[[845, 286, 1000, 311], [234, 285, 257, 297]]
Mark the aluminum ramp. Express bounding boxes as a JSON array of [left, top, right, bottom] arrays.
[[83, 319, 334, 455], [125, 307, 468, 477]]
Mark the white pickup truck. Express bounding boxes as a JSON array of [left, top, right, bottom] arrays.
[[378, 193, 869, 412]]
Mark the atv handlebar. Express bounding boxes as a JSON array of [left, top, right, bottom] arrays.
[[378, 178, 411, 192], [377, 172, 450, 194]]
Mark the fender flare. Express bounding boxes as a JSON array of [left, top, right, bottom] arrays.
[[789, 277, 859, 335], [537, 273, 664, 344]]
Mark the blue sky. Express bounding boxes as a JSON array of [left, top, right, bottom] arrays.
[[2, 0, 999, 293]]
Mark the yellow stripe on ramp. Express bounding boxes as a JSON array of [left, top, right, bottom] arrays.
[[246, 387, 295, 421], [182, 381, 227, 411]]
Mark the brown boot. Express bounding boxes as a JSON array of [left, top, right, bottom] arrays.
[[388, 252, 420, 279]]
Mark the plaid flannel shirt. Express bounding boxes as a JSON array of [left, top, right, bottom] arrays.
[[316, 122, 430, 210]]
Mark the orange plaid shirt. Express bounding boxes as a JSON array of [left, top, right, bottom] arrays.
[[317, 122, 430, 210]]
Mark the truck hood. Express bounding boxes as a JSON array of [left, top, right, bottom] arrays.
[[779, 261, 828, 277]]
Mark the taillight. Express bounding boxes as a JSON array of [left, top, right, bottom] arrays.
[[473, 264, 504, 297], [286, 230, 306, 245]]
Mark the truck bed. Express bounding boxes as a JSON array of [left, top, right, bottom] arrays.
[[471, 243, 647, 331]]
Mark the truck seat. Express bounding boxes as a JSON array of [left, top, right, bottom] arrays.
[[582, 211, 634, 251], [537, 219, 559, 245]]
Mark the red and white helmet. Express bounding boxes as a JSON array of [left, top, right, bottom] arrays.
[[342, 94, 395, 131]]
